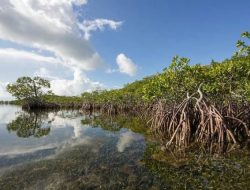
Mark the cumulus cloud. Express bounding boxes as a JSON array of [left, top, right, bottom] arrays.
[[0, 0, 124, 98], [0, 0, 105, 71], [0, 48, 70, 84], [34, 67, 58, 80], [0, 48, 60, 65], [0, 48, 60, 100], [0, 48, 104, 99], [116, 53, 137, 76], [49, 69, 104, 96], [35, 67, 104, 96], [0, 81, 12, 100], [79, 19, 123, 40], [73, 0, 88, 6]]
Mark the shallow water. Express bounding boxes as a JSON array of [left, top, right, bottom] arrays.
[[0, 105, 249, 190]]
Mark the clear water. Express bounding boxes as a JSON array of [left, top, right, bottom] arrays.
[[0, 105, 249, 190]]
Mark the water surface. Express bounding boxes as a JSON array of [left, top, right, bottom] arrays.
[[0, 105, 249, 190]]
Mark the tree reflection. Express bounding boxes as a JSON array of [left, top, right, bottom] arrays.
[[81, 113, 148, 134], [7, 111, 50, 138]]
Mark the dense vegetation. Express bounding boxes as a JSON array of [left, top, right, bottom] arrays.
[[81, 55, 249, 106], [79, 32, 250, 107], [5, 32, 250, 153], [79, 32, 250, 152]]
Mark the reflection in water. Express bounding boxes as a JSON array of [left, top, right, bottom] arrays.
[[47, 111, 85, 139], [0, 105, 20, 124], [0, 105, 249, 189], [0, 109, 93, 161], [0, 106, 165, 189], [7, 111, 50, 138], [117, 131, 144, 152]]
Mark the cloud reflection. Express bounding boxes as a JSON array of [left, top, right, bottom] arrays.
[[0, 110, 93, 158], [117, 131, 144, 152], [0, 105, 21, 124]]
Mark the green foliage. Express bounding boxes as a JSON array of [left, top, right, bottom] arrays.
[[6, 32, 250, 107], [235, 31, 250, 57], [6, 76, 51, 101], [82, 56, 249, 106], [43, 94, 83, 104], [78, 32, 250, 105]]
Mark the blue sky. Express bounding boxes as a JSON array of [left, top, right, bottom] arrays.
[[86, 0, 250, 86], [0, 0, 250, 99]]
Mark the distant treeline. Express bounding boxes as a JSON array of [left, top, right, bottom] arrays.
[[0, 101, 8, 104]]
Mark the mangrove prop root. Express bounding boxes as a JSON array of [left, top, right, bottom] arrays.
[[148, 89, 250, 153]]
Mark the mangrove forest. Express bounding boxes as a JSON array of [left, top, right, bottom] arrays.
[[5, 32, 250, 154]]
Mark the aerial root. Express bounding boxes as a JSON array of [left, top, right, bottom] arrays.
[[148, 88, 250, 153]]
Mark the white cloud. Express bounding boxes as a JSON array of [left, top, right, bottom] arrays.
[[73, 0, 88, 6], [0, 0, 104, 71], [0, 49, 104, 99], [0, 0, 124, 98], [49, 68, 104, 96], [35, 67, 104, 96], [0, 82, 12, 100], [0, 48, 60, 65], [79, 19, 123, 40], [0, 48, 70, 84], [0, 48, 62, 100], [34, 67, 58, 80], [116, 53, 137, 76]]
